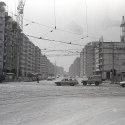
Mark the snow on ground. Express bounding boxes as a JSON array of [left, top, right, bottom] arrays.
[[0, 80, 125, 125]]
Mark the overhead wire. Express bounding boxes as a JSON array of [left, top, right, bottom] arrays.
[[41, 49, 82, 52], [27, 34, 84, 46], [23, 19, 82, 35], [8, 11, 83, 36], [70, 35, 88, 43], [7, 2, 107, 43], [23, 17, 54, 29], [43, 30, 54, 37], [55, 27, 82, 35], [46, 53, 80, 57], [23, 18, 83, 36], [42, 50, 81, 55]]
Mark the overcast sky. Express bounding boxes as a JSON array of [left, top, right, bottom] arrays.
[[2, 0, 125, 71]]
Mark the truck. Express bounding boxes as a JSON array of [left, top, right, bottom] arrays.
[[81, 75, 102, 86]]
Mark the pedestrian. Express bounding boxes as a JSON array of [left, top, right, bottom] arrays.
[[36, 76, 39, 83], [0, 74, 5, 83]]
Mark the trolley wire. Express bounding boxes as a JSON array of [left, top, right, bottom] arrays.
[[27, 34, 84, 46]]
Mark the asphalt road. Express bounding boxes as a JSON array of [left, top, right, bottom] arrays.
[[0, 79, 125, 125]]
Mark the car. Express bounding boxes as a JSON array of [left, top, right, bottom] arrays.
[[81, 75, 101, 86], [47, 76, 56, 81], [55, 78, 79, 86], [119, 81, 125, 87], [47, 77, 53, 81]]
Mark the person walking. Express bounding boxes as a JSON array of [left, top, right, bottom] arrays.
[[36, 76, 39, 83]]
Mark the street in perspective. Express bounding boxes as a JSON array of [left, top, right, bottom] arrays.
[[0, 0, 125, 125]]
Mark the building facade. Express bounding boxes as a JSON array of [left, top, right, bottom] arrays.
[[0, 2, 61, 80], [0, 2, 5, 76], [80, 49, 84, 77], [69, 57, 80, 77], [79, 42, 98, 78], [40, 55, 49, 79], [20, 34, 36, 77], [48, 61, 55, 76], [98, 42, 125, 82], [35, 46, 41, 74]]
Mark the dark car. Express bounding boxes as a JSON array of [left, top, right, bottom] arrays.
[[55, 78, 79, 86]]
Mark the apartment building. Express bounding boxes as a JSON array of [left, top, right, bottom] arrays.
[[0, 2, 5, 75], [35, 46, 41, 74], [84, 42, 97, 77], [80, 49, 84, 77], [4, 14, 13, 73], [40, 55, 49, 79], [69, 64, 74, 77], [79, 41, 100, 78], [97, 42, 125, 81], [48, 61, 55, 76], [69, 57, 80, 77], [0, 2, 59, 80], [20, 34, 36, 76], [18, 34, 56, 79]]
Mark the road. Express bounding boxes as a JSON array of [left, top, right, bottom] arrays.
[[0, 79, 125, 125]]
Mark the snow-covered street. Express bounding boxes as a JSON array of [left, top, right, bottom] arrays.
[[0, 80, 125, 125]]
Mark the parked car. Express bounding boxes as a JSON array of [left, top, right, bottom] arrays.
[[55, 78, 79, 86], [119, 81, 125, 87]]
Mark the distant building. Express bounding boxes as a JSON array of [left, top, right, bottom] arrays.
[[35, 46, 41, 74], [40, 55, 49, 79], [80, 49, 84, 77], [69, 64, 74, 77], [55, 66, 64, 76], [48, 61, 54, 76], [69, 57, 80, 77]]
